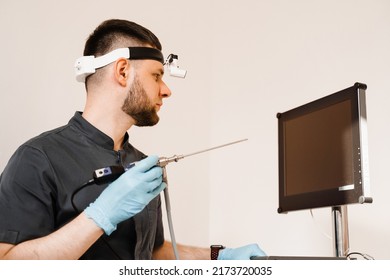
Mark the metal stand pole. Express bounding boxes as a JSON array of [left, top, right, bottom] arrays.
[[331, 205, 350, 257]]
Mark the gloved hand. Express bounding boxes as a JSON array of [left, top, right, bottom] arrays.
[[218, 244, 266, 260], [84, 155, 166, 235]]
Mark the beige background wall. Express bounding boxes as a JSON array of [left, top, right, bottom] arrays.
[[1, 0, 389, 259]]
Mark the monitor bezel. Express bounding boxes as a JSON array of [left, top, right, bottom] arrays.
[[277, 83, 371, 213]]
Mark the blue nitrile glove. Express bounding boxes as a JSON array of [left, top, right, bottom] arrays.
[[218, 244, 266, 260], [84, 155, 166, 235]]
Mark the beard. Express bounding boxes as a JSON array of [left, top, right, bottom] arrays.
[[121, 76, 160, 127]]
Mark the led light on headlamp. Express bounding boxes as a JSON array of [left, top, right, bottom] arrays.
[[164, 54, 187, 78]]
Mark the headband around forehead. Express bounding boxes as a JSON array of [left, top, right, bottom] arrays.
[[74, 47, 164, 83]]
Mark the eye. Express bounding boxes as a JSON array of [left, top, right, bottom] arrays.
[[152, 69, 164, 81]]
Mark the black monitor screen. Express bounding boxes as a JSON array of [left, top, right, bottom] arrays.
[[277, 83, 371, 213], [285, 99, 353, 196]]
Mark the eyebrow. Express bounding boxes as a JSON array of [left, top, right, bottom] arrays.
[[152, 68, 165, 79], [158, 67, 165, 76]]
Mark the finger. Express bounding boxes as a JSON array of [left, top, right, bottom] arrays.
[[142, 166, 163, 182], [144, 176, 163, 192], [148, 182, 167, 196], [134, 155, 159, 172]]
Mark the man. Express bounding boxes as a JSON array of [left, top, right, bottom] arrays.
[[0, 19, 265, 260]]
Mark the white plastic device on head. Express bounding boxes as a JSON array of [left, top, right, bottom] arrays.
[[164, 54, 187, 78], [74, 48, 130, 83]]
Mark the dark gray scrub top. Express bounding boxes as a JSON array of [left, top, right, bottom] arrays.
[[0, 112, 164, 259]]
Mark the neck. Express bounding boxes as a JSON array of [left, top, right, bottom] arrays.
[[82, 103, 134, 151]]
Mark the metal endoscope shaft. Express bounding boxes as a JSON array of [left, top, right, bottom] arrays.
[[157, 138, 248, 167], [183, 138, 248, 158]]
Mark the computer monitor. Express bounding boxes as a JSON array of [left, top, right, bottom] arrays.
[[277, 82, 372, 214]]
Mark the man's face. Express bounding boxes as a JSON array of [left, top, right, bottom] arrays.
[[121, 74, 159, 126], [121, 60, 171, 126]]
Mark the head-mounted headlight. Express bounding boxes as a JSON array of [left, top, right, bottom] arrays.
[[74, 47, 186, 82], [164, 54, 187, 78]]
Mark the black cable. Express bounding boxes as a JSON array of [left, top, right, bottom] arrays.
[[346, 252, 375, 260], [71, 178, 95, 213]]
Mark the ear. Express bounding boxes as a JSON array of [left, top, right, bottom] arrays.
[[114, 58, 130, 87]]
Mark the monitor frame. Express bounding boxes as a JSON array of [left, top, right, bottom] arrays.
[[277, 82, 371, 214]]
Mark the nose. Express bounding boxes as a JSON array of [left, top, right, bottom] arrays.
[[160, 80, 172, 98]]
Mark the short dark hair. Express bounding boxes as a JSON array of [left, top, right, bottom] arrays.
[[83, 19, 162, 57]]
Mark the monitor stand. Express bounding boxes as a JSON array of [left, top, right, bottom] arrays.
[[332, 205, 349, 257], [251, 206, 350, 260], [251, 205, 349, 260]]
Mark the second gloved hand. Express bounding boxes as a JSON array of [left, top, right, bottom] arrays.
[[85, 155, 166, 235], [218, 244, 266, 260]]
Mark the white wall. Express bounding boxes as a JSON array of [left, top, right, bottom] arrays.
[[1, 0, 389, 259]]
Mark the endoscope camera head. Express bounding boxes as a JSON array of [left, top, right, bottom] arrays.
[[164, 54, 187, 78]]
